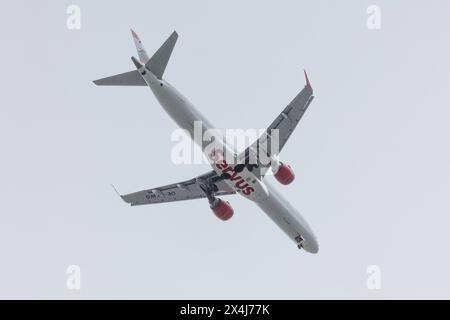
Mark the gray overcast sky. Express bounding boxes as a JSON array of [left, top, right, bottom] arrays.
[[1, 0, 450, 299]]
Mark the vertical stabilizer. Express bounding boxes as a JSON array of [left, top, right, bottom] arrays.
[[131, 29, 150, 63]]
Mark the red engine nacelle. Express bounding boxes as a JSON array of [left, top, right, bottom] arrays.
[[274, 163, 295, 185], [211, 198, 234, 221]]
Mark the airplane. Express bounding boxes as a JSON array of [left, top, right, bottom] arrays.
[[94, 30, 319, 253]]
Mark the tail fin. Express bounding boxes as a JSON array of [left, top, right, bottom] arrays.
[[131, 29, 150, 63], [145, 31, 178, 79], [93, 30, 178, 86]]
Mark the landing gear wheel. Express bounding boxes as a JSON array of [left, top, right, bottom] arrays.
[[221, 173, 231, 180], [295, 235, 304, 250]]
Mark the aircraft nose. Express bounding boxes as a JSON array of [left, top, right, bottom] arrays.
[[302, 238, 319, 254]]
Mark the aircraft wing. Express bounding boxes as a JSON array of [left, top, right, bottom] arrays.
[[239, 71, 314, 177], [116, 170, 235, 206]]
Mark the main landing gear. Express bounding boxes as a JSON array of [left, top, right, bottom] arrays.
[[200, 182, 234, 221]]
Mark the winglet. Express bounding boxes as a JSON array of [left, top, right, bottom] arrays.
[[111, 184, 127, 203], [304, 69, 312, 88]]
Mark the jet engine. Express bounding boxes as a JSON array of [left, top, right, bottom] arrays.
[[271, 155, 295, 185], [210, 198, 234, 221]]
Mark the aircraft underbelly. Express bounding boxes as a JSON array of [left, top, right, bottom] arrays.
[[150, 79, 318, 251], [151, 83, 268, 200], [256, 180, 319, 253], [151, 82, 214, 144]]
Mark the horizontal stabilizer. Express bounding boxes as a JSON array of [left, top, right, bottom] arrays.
[[93, 70, 146, 86], [145, 31, 178, 79]]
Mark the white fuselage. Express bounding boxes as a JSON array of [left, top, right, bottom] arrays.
[[141, 69, 319, 253]]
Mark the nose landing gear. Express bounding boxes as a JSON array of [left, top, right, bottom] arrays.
[[295, 235, 305, 250]]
